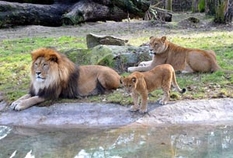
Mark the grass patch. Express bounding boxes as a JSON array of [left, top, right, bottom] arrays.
[[0, 30, 232, 105]]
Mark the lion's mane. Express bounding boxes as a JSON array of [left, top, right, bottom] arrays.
[[29, 48, 80, 99]]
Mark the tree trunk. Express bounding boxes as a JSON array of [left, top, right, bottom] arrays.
[[192, 0, 199, 12], [198, 0, 205, 12], [224, 0, 233, 23], [205, 0, 233, 24], [205, 0, 216, 15], [0, 0, 150, 28], [214, 0, 233, 23], [214, 0, 227, 23], [165, 0, 172, 11]]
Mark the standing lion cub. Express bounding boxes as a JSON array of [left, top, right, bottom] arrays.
[[122, 64, 186, 113]]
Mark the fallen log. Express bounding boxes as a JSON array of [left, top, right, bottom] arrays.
[[0, 0, 150, 28], [144, 6, 172, 22], [0, 1, 69, 27], [61, 0, 127, 25]]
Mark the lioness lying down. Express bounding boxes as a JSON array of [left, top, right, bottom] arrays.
[[128, 36, 221, 73], [122, 64, 186, 113], [11, 48, 121, 111]]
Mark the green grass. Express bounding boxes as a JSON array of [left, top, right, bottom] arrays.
[[0, 30, 232, 105]]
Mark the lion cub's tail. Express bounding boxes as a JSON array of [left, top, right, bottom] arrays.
[[172, 71, 186, 94]]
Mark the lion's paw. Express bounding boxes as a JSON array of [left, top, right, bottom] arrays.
[[139, 108, 147, 114], [129, 105, 139, 112], [10, 100, 24, 111], [159, 100, 167, 105], [138, 62, 147, 67], [127, 67, 135, 72], [10, 100, 20, 109]]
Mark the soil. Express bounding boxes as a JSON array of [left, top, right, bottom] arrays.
[[0, 13, 232, 41], [0, 13, 233, 128]]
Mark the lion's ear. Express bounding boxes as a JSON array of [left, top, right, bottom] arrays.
[[131, 77, 136, 83], [149, 36, 154, 40], [31, 53, 37, 61], [120, 76, 125, 84], [161, 36, 167, 42], [49, 54, 58, 63]]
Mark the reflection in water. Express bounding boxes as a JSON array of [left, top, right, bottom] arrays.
[[9, 150, 35, 158], [1, 125, 233, 157], [9, 150, 17, 158], [0, 125, 11, 140]]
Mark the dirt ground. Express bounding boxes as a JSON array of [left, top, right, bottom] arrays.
[[0, 13, 233, 128], [0, 13, 232, 41]]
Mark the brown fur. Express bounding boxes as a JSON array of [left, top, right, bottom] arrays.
[[128, 36, 221, 73], [11, 48, 121, 110], [122, 64, 186, 113]]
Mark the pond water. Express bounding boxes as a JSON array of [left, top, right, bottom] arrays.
[[1, 124, 233, 158]]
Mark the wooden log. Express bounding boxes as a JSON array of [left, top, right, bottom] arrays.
[[0, 1, 69, 27], [61, 1, 128, 25], [144, 6, 172, 22], [0, 0, 150, 27], [155, 7, 172, 22], [62, 0, 150, 25]]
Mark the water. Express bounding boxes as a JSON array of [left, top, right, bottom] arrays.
[[1, 125, 233, 158]]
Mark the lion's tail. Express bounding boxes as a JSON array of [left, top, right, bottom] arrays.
[[96, 79, 106, 94], [207, 50, 221, 72], [172, 71, 186, 94]]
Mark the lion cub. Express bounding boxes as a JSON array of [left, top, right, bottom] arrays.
[[122, 64, 186, 113]]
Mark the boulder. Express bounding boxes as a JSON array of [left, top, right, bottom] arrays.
[[86, 33, 128, 48], [63, 45, 151, 73], [90, 45, 151, 73]]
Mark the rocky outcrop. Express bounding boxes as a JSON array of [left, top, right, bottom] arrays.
[[86, 33, 128, 48], [0, 98, 233, 128], [63, 44, 151, 73], [90, 45, 151, 73]]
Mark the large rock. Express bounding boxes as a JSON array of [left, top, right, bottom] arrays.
[[86, 33, 128, 48], [1, 98, 233, 128], [63, 45, 151, 73], [90, 45, 151, 73]]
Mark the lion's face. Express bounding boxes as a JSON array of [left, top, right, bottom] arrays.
[[149, 36, 168, 55], [31, 56, 59, 84], [32, 57, 49, 82], [122, 76, 137, 93]]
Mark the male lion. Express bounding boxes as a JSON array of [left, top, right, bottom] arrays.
[[128, 36, 221, 73], [122, 64, 186, 113], [11, 48, 121, 111]]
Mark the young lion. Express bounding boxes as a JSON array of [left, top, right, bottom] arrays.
[[122, 64, 186, 113]]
